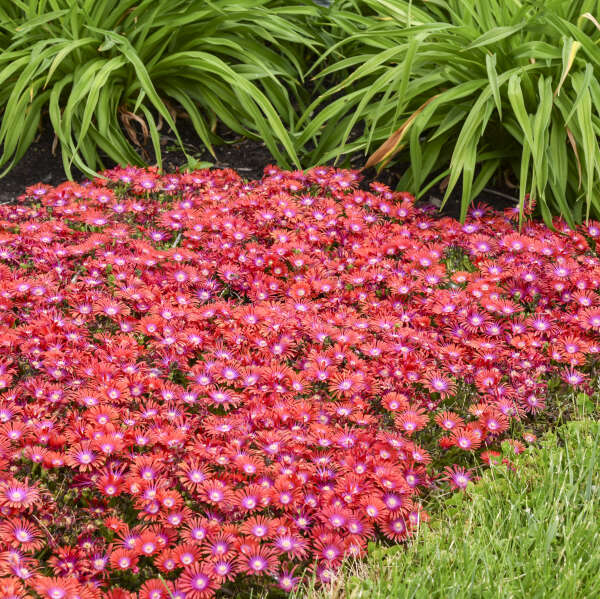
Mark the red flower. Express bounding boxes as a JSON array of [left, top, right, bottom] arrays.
[[31, 576, 79, 599], [0, 577, 27, 599], [434, 411, 464, 431], [451, 428, 482, 451], [0, 518, 44, 551], [237, 541, 279, 576], [178, 564, 218, 598], [0, 478, 40, 511], [109, 549, 138, 572]]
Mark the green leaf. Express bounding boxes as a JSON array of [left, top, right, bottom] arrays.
[[575, 88, 599, 220], [486, 53, 502, 119], [467, 23, 525, 49], [507, 74, 534, 153]]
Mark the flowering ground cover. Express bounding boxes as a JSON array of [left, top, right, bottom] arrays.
[[0, 166, 599, 598], [295, 417, 600, 599]]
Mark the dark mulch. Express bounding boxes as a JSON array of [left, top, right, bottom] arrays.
[[0, 123, 518, 218], [0, 126, 274, 203]]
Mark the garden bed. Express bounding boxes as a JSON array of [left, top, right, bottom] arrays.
[[0, 165, 597, 598]]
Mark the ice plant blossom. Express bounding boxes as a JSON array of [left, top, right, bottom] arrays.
[[0, 165, 597, 596]]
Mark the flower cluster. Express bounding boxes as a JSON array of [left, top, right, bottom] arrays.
[[0, 165, 598, 597]]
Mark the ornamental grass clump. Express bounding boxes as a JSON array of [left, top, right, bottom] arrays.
[[0, 0, 322, 178], [302, 0, 600, 224], [0, 166, 600, 597]]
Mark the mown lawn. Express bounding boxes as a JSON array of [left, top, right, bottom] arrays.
[[295, 416, 600, 599]]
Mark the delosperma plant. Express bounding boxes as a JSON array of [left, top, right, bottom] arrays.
[[0, 166, 599, 597]]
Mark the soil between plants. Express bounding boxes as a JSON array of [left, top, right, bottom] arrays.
[[0, 123, 518, 219]]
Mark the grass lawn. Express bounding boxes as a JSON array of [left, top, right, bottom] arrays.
[[296, 416, 600, 599]]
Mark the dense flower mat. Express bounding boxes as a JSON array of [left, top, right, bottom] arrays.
[[0, 166, 598, 599]]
